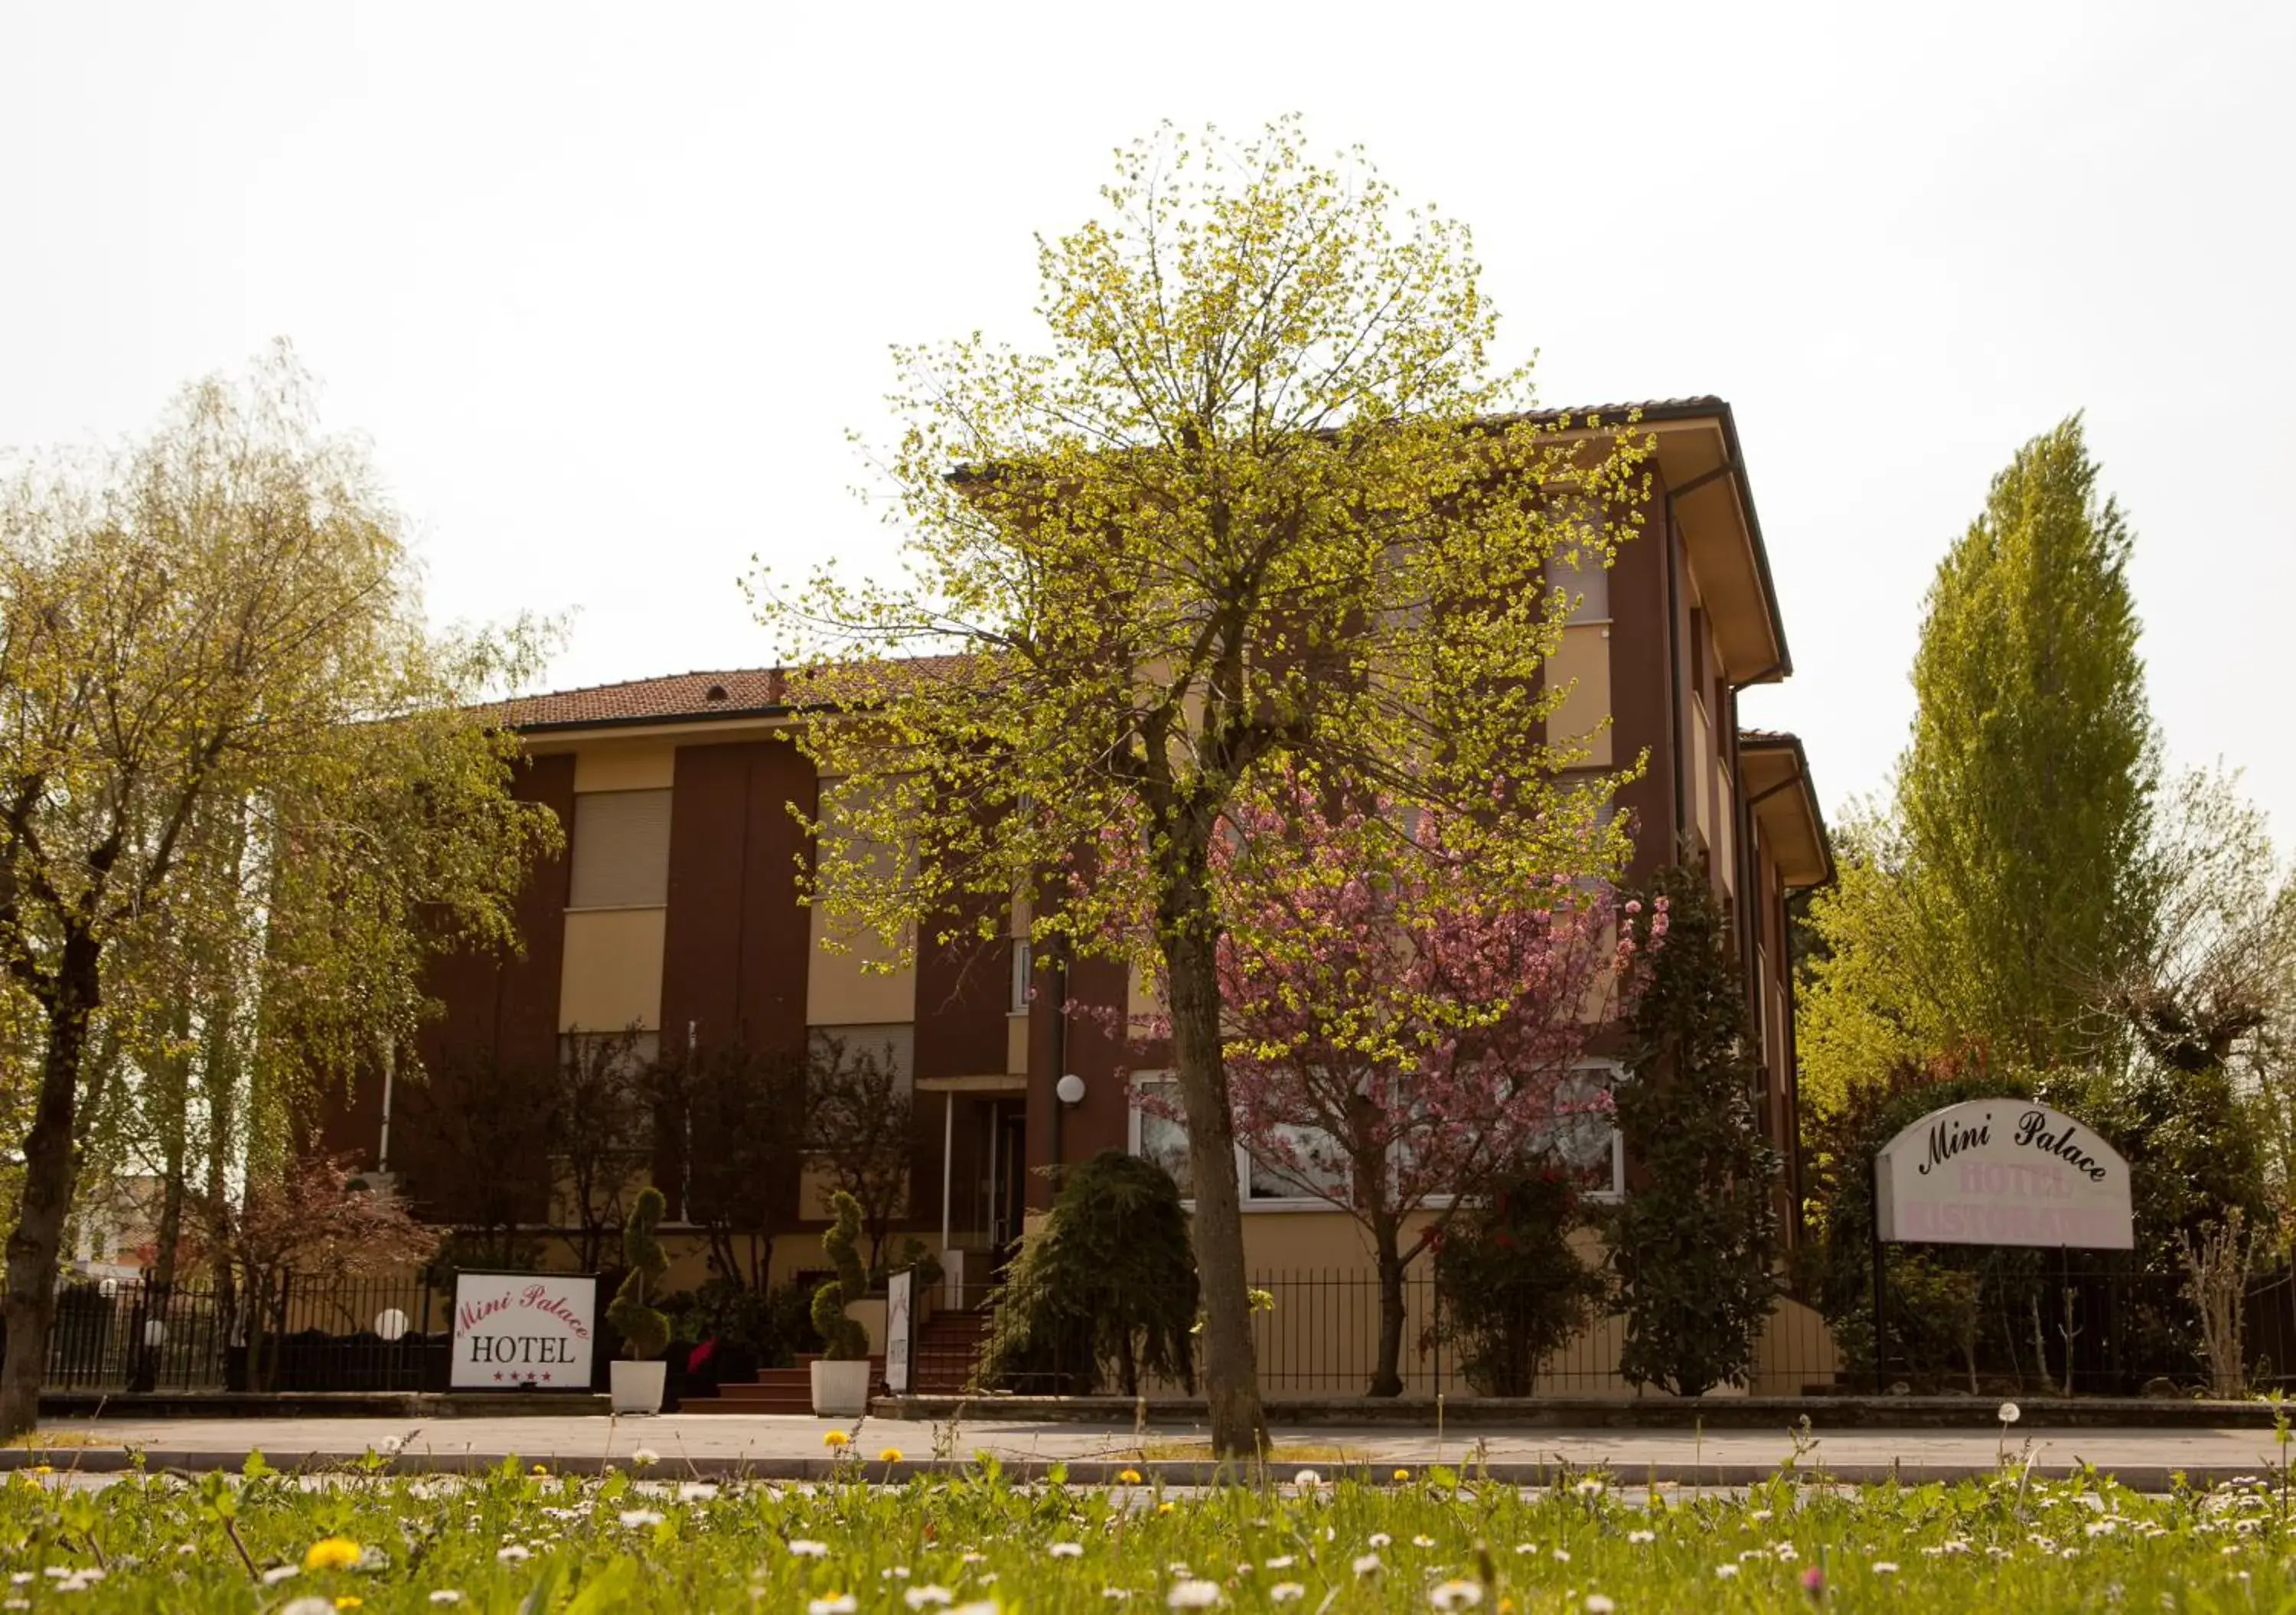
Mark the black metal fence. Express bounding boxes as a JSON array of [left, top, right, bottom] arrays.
[[958, 1258, 2296, 1401], [42, 1274, 446, 1394]]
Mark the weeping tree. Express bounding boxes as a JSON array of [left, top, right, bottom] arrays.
[[0, 347, 559, 1436], [758, 116, 1652, 1457]]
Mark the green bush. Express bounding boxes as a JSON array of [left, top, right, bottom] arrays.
[[979, 1150, 1199, 1396], [1609, 863, 1782, 1397], [810, 1191, 869, 1361], [605, 1186, 670, 1362], [1431, 1166, 1607, 1397]]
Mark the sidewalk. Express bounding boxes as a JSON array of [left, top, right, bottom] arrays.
[[18, 1411, 2291, 1489]]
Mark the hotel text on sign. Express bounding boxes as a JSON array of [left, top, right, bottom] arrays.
[[1875, 1101, 2134, 1250], [451, 1273, 598, 1389]]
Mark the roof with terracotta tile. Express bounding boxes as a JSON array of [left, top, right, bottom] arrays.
[[493, 668, 791, 732]]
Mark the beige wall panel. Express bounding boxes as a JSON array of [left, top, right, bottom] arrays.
[[805, 914, 917, 1024], [559, 908, 666, 1032], [1006, 1015, 1029, 1076], [573, 743, 677, 794], [1545, 625, 1614, 768]]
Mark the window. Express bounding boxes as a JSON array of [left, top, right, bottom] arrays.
[[1527, 1063, 1626, 1200], [809, 1023, 916, 1098], [568, 789, 672, 909], [1128, 1075, 1349, 1208], [1009, 938, 1032, 1016], [1547, 501, 1611, 624]]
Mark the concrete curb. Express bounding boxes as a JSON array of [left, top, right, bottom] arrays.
[[40, 1392, 612, 1420], [872, 1394, 2289, 1430], [0, 1448, 2278, 1493]]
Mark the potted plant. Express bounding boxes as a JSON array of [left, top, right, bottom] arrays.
[[809, 1190, 872, 1416], [606, 1186, 670, 1414]]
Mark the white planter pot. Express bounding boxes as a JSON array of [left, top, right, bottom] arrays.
[[610, 1359, 667, 1414], [810, 1358, 872, 1418]]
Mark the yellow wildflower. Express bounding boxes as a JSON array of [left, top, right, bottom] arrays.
[[335, 1600, 364, 1611], [1393, 1468, 1411, 1481], [304, 1538, 363, 1572], [1116, 1469, 1143, 1485], [822, 1430, 851, 1450], [879, 1447, 905, 1463]]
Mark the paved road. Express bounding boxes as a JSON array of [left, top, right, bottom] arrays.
[[17, 1413, 2291, 1488]]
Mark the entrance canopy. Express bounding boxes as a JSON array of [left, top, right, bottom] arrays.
[[1876, 1100, 2134, 1250]]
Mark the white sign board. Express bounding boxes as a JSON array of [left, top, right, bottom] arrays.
[[884, 1271, 913, 1395], [451, 1272, 598, 1389], [1877, 1101, 2133, 1249]]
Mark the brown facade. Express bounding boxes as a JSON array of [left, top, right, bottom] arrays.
[[323, 397, 1832, 1297]]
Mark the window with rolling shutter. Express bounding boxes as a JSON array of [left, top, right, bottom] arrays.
[[568, 788, 672, 909]]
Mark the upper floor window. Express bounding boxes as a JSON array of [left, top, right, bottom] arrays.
[[1547, 501, 1611, 625], [568, 789, 672, 909], [1010, 938, 1032, 1015]]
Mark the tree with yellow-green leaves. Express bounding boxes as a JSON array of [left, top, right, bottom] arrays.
[[755, 119, 1649, 1457], [0, 346, 561, 1437], [1799, 418, 2164, 1118]]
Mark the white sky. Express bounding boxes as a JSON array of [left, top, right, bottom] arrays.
[[4, 1, 2290, 843]]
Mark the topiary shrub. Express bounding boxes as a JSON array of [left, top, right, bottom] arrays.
[[810, 1191, 869, 1362], [1431, 1164, 1608, 1397], [977, 1150, 1198, 1396], [606, 1186, 670, 1362]]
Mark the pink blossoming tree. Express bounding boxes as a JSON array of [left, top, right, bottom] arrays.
[[1118, 786, 1662, 1396]]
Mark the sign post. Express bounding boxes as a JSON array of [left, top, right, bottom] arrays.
[[885, 1270, 913, 1396], [1876, 1101, 2134, 1249], [451, 1272, 598, 1391]]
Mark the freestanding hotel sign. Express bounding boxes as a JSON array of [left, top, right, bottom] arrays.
[[1876, 1101, 2134, 1249], [451, 1272, 598, 1389]]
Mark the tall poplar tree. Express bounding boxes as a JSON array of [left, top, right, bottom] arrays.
[[1896, 415, 2159, 1071], [756, 119, 1649, 1457], [1799, 417, 2161, 1113]]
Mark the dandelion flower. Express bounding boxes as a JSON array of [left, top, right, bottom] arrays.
[[279, 1601, 336, 1615], [1264, 1557, 1295, 1571], [1051, 1544, 1084, 1559], [530, 1464, 548, 1475], [1553, 1549, 1571, 1564], [1715, 1565, 1739, 1580], [809, 1597, 859, 1615], [334, 1600, 364, 1611], [1167, 1583, 1221, 1610], [1394, 1467, 1411, 1481], [1871, 1563, 1899, 1576], [264, 1567, 304, 1585], [1574, 1479, 1606, 1498], [1585, 1598, 1615, 1613], [790, 1541, 830, 1558], [1352, 1555, 1383, 1577], [1271, 1587, 1306, 1605], [1998, 1401, 2020, 1424], [905, 1589, 956, 1610], [305, 1539, 363, 1574], [630, 1447, 660, 1467], [823, 1430, 852, 1449], [494, 1548, 530, 1564], [1626, 1530, 1655, 1545], [1368, 1534, 1393, 1549], [1430, 1581, 1484, 1610], [618, 1509, 665, 1529], [880, 1447, 905, 1463], [1293, 1469, 1322, 1489], [428, 1597, 464, 1607], [1412, 1535, 1437, 1548], [1117, 1469, 1143, 1485]]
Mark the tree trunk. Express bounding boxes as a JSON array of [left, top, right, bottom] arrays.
[[1161, 918, 1268, 1460], [1368, 1219, 1407, 1398], [132, 1015, 194, 1394], [0, 941, 100, 1437]]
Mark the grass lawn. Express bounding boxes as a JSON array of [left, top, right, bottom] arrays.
[[0, 1446, 2287, 1611]]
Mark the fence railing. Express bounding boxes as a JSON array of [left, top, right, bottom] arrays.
[[41, 1274, 447, 1394], [957, 1258, 2296, 1401]]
